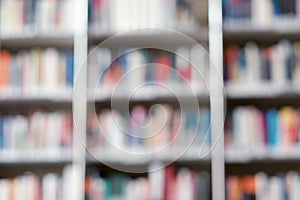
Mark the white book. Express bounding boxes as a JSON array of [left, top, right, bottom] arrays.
[[251, 0, 273, 27], [177, 168, 193, 200], [190, 45, 206, 92], [126, 50, 146, 91], [62, 165, 73, 200], [43, 173, 58, 200], [286, 171, 298, 200], [140, 0, 149, 28], [41, 48, 60, 94], [255, 172, 268, 200], [0, 179, 10, 200], [59, 0, 74, 33], [29, 49, 42, 95], [36, 0, 56, 32], [245, 42, 260, 84], [20, 51, 31, 95], [271, 41, 290, 86], [149, 162, 165, 200], [269, 176, 282, 200], [148, 0, 161, 28]]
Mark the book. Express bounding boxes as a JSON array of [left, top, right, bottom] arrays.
[[0, 0, 73, 35], [0, 165, 73, 200], [86, 166, 210, 200], [224, 40, 300, 87], [0, 111, 72, 155], [0, 48, 73, 97], [226, 106, 300, 158]]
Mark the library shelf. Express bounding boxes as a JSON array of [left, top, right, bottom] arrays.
[[226, 84, 300, 100], [0, 150, 72, 165], [86, 149, 211, 166], [0, 92, 72, 103], [0, 32, 74, 48], [90, 88, 210, 105], [223, 20, 300, 43], [88, 27, 208, 48]]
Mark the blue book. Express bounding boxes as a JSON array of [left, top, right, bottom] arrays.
[[267, 109, 279, 148], [66, 52, 74, 87], [0, 117, 3, 148]]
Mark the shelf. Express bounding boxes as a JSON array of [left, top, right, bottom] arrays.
[[0, 150, 72, 165], [88, 27, 208, 48], [0, 32, 74, 48], [89, 87, 209, 105], [86, 147, 211, 166], [223, 19, 300, 43], [226, 83, 300, 99]]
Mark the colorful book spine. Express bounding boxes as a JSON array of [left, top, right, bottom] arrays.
[[224, 41, 300, 87], [227, 171, 300, 200], [0, 0, 74, 35], [226, 106, 300, 157], [87, 105, 211, 153], [88, 47, 208, 95], [85, 167, 210, 200], [88, 0, 196, 32], [223, 0, 300, 27], [0, 165, 73, 200], [0, 49, 74, 96], [0, 111, 72, 154]]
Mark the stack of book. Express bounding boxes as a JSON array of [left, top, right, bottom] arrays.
[[227, 171, 300, 200], [88, 47, 207, 97], [0, 0, 74, 35], [224, 41, 300, 88], [0, 111, 72, 157], [225, 106, 300, 158], [88, 0, 197, 32], [223, 0, 300, 28], [87, 105, 210, 154], [85, 166, 210, 200], [0, 165, 73, 200], [0, 49, 73, 97]]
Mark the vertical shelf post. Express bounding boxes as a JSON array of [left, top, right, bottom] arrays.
[[209, 0, 225, 200], [72, 0, 88, 199]]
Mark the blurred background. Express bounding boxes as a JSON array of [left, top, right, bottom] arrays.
[[0, 0, 300, 199]]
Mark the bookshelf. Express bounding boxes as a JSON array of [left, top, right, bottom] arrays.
[[0, 0, 76, 199], [223, 0, 300, 199], [0, 0, 226, 199]]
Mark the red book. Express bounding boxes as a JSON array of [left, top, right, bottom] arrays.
[[225, 45, 240, 82], [0, 51, 11, 88], [163, 166, 176, 200], [156, 54, 172, 82]]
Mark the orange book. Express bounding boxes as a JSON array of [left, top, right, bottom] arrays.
[[156, 54, 172, 82], [0, 50, 11, 88], [225, 45, 240, 82]]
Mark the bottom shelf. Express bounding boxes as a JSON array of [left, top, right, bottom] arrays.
[[86, 163, 211, 200]]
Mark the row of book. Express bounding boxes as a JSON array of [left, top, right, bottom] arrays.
[[88, 47, 208, 96], [0, 49, 73, 96], [88, 0, 197, 32], [86, 165, 210, 200], [225, 106, 300, 158], [0, 111, 72, 155], [0, 0, 74, 35], [224, 41, 300, 87], [223, 0, 300, 28], [227, 171, 300, 200], [87, 105, 210, 153], [0, 165, 73, 200]]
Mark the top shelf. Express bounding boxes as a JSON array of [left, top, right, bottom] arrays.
[[0, 32, 74, 49], [223, 19, 300, 43], [88, 27, 208, 48]]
